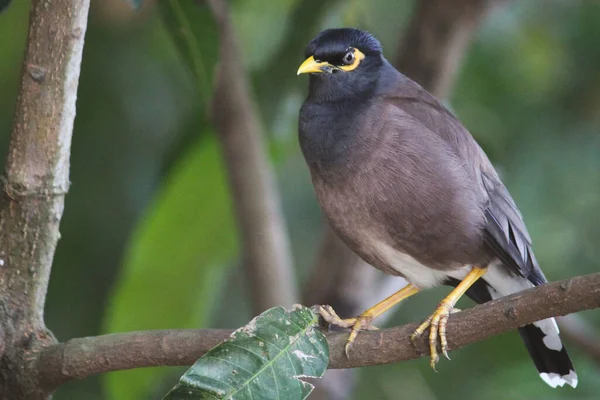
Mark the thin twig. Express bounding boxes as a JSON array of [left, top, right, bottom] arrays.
[[558, 314, 600, 368], [35, 273, 600, 391], [395, 0, 506, 98], [206, 0, 297, 313]]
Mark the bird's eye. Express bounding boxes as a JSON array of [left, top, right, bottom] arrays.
[[342, 50, 355, 65]]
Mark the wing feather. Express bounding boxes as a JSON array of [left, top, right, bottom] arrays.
[[481, 169, 534, 278], [387, 76, 545, 282]]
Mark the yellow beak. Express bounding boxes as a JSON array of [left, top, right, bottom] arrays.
[[297, 56, 331, 75]]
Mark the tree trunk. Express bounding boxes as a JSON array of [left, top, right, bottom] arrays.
[[0, 0, 89, 398]]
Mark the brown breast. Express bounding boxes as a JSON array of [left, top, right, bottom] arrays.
[[309, 102, 490, 274]]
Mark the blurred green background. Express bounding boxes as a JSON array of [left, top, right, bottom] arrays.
[[1, 0, 599, 399]]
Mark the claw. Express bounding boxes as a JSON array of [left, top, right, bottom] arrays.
[[443, 349, 451, 360], [344, 342, 352, 358], [413, 302, 454, 370], [317, 285, 422, 359], [318, 305, 354, 328], [430, 354, 439, 372], [317, 305, 379, 358], [413, 266, 486, 370], [411, 314, 432, 346], [439, 312, 450, 360]]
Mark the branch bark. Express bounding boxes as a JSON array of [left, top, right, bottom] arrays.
[[34, 273, 600, 390], [206, 0, 297, 314], [0, 1, 89, 399]]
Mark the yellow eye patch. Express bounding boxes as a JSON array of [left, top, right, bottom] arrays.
[[339, 48, 366, 72], [296, 48, 366, 75]]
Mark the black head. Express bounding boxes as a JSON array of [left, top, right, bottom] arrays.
[[298, 28, 385, 101]]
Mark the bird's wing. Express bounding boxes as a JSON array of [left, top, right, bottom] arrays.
[[478, 159, 543, 282], [387, 81, 544, 283]]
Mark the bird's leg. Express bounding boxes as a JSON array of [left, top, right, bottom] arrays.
[[411, 266, 487, 370], [319, 283, 420, 357]]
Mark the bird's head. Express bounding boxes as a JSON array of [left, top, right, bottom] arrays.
[[298, 28, 384, 100]]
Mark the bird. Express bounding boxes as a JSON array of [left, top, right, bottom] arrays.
[[296, 28, 577, 388]]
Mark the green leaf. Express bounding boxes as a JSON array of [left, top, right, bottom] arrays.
[[163, 306, 329, 400], [103, 136, 238, 400], [159, 0, 219, 105]]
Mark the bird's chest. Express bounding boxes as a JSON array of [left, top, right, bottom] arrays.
[[314, 177, 451, 286], [299, 99, 484, 283], [311, 172, 409, 271], [314, 178, 469, 288], [298, 100, 370, 171]]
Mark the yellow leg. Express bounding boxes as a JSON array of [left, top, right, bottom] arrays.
[[411, 266, 487, 370], [319, 283, 420, 357]]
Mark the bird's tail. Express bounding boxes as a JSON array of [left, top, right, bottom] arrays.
[[517, 320, 577, 388], [458, 274, 577, 388]]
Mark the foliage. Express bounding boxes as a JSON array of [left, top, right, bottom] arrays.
[[164, 306, 329, 399], [158, 0, 218, 106], [104, 137, 237, 400]]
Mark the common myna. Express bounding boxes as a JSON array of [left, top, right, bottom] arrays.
[[297, 28, 577, 388]]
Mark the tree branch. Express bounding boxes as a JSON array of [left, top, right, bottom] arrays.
[[303, 225, 384, 318], [206, 0, 297, 314], [395, 0, 506, 98], [35, 273, 600, 391], [558, 314, 600, 368], [0, 1, 89, 398]]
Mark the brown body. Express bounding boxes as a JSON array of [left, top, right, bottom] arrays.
[[312, 95, 492, 275], [301, 73, 503, 281]]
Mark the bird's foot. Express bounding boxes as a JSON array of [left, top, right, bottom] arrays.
[[318, 305, 379, 358], [411, 303, 460, 371]]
